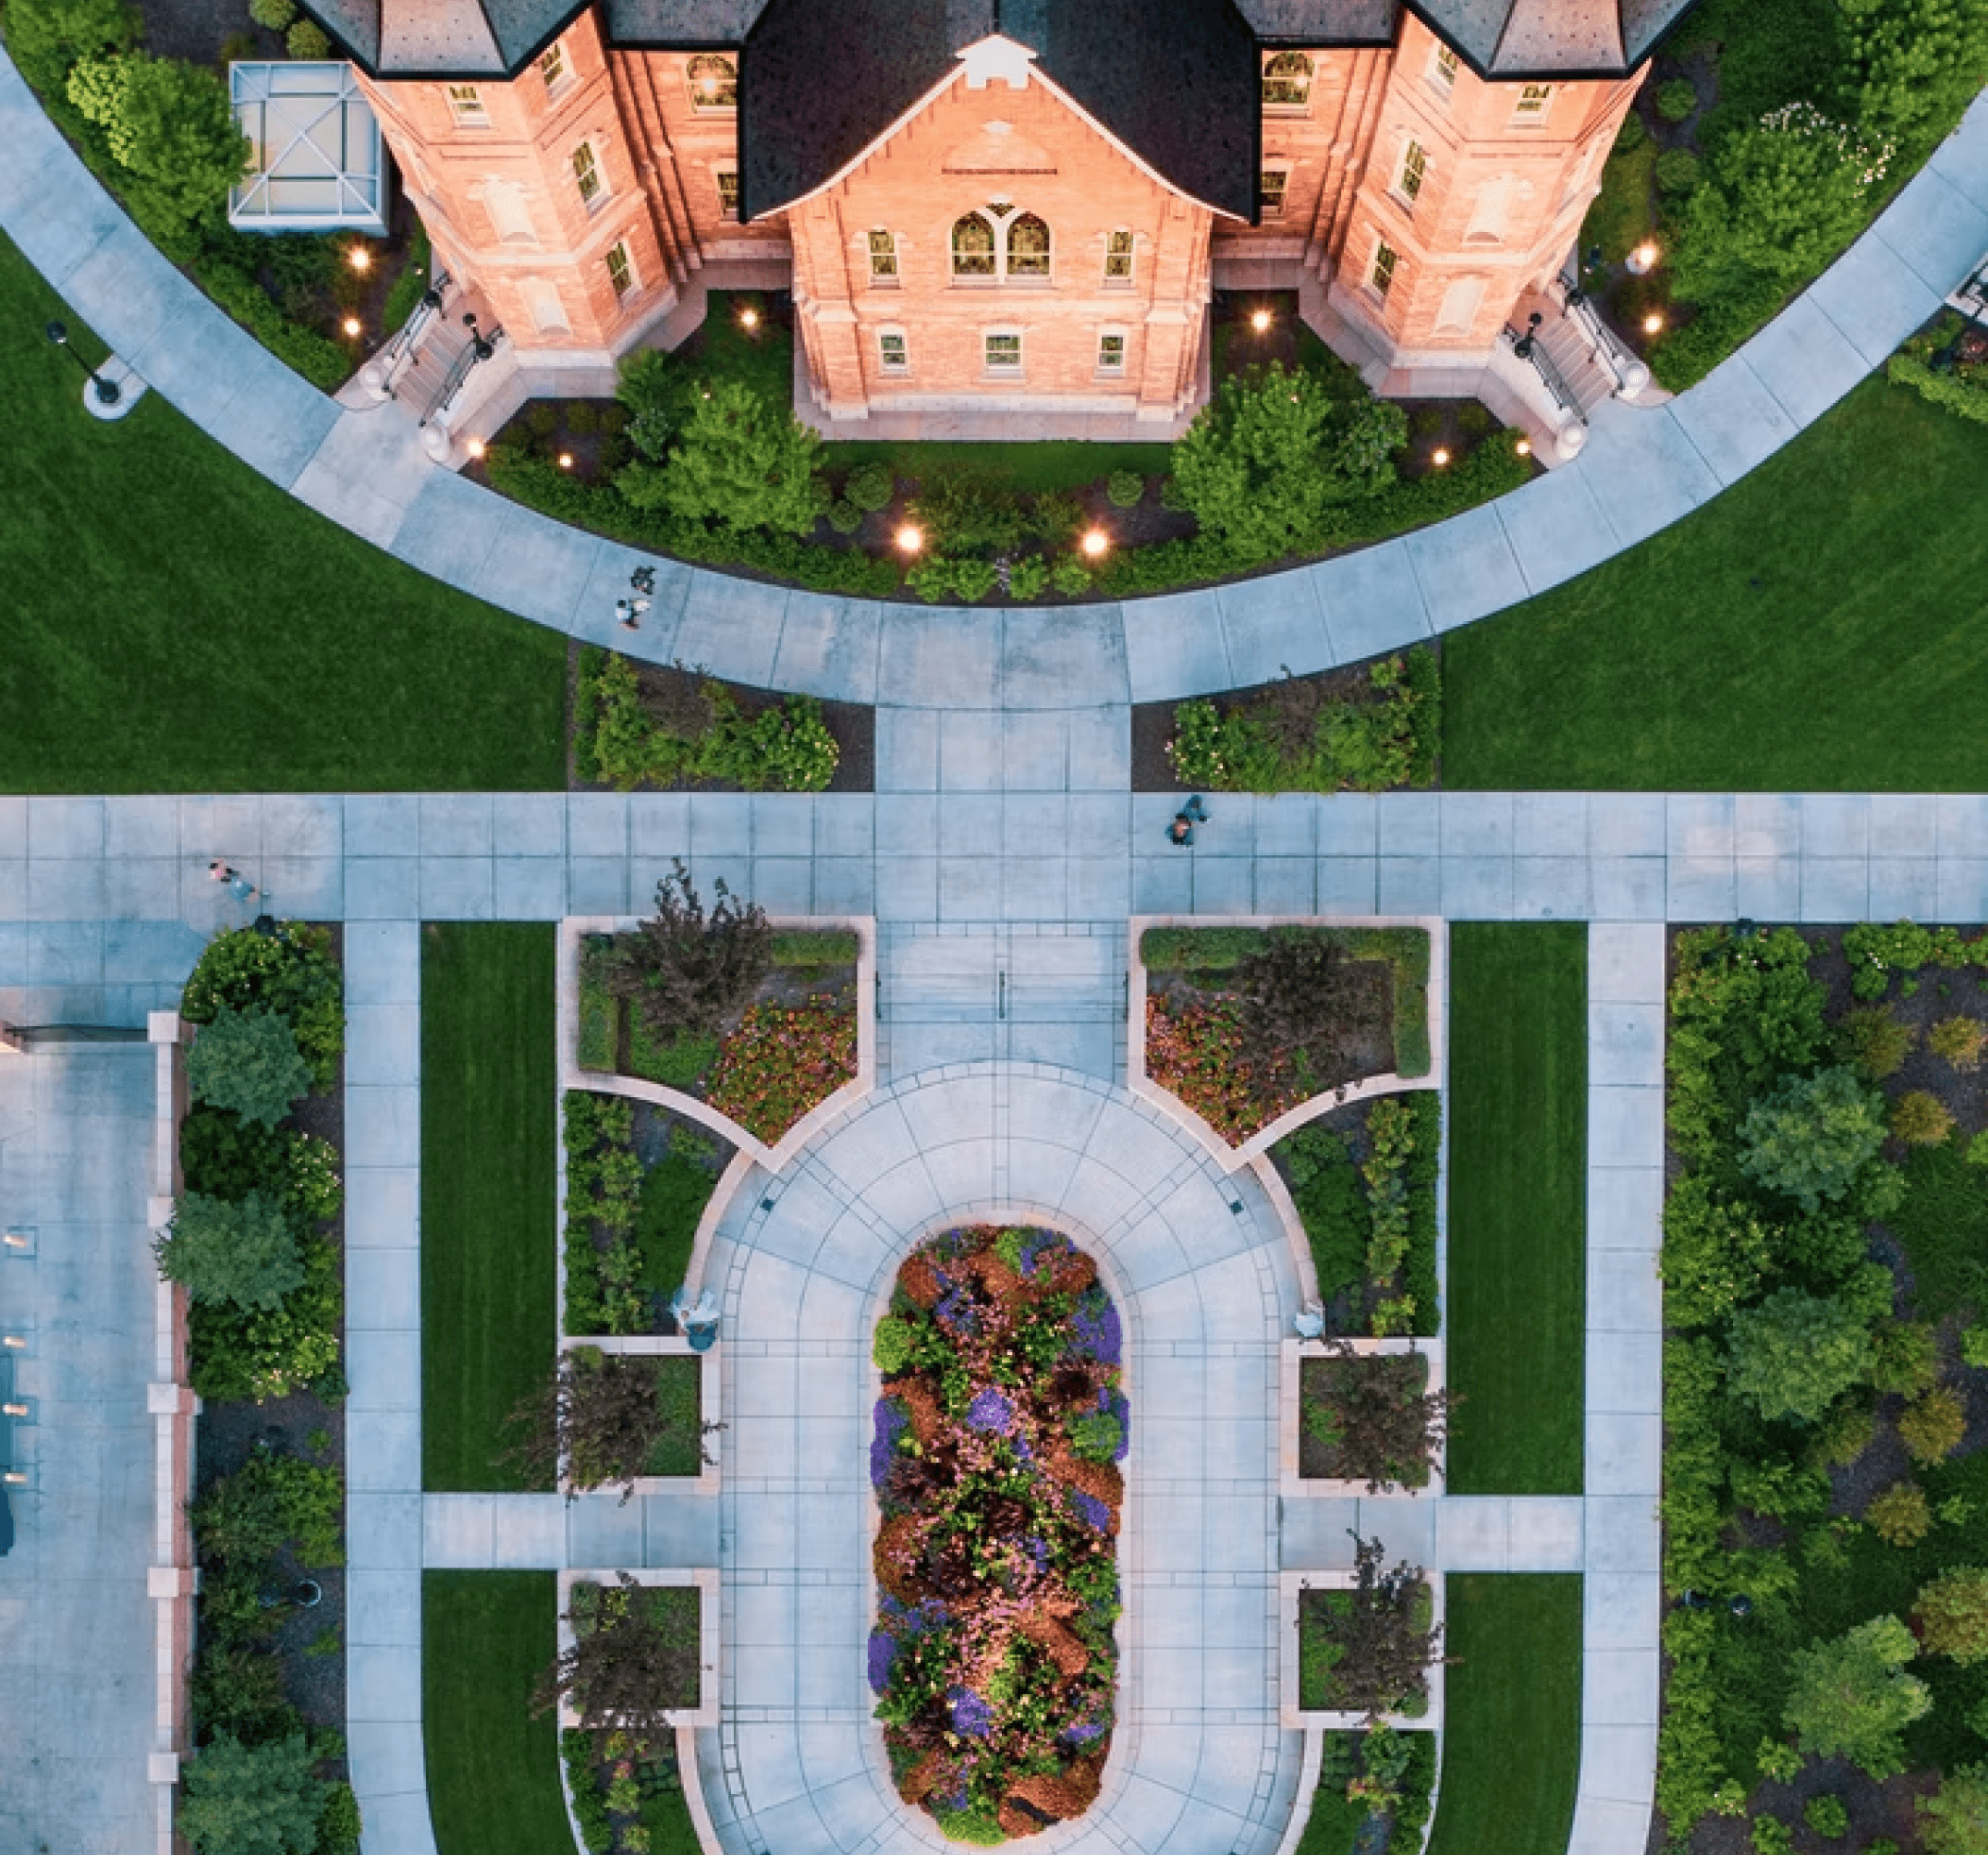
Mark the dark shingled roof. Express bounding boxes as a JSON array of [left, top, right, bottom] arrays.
[[1405, 0, 1698, 75], [602, 0, 761, 45], [741, 0, 1262, 224], [1233, 0, 1396, 44], [300, 0, 587, 73]]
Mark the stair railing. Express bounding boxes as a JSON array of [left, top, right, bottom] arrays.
[[419, 312, 505, 429], [1555, 267, 1643, 396], [375, 268, 452, 398], [1504, 313, 1586, 425]]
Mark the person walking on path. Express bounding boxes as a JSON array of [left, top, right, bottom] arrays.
[[1167, 795, 1210, 848], [207, 860, 259, 904]]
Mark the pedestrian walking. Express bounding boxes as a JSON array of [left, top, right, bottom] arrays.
[[1165, 794, 1210, 848], [208, 860, 234, 882], [616, 598, 638, 630]]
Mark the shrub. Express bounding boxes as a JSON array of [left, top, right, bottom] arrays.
[[1895, 1090, 1957, 1146], [1919, 1763, 1988, 1855], [825, 498, 862, 535], [1655, 148, 1702, 196], [1806, 1794, 1850, 1838], [906, 472, 1026, 554], [507, 1349, 701, 1498], [1105, 469, 1144, 507], [1869, 1480, 1933, 1547], [1814, 1399, 1878, 1468], [198, 261, 349, 390], [180, 1107, 342, 1223], [1661, 1175, 1775, 1328], [1843, 0, 1988, 144], [873, 1315, 915, 1374], [1932, 1016, 1988, 1070], [1965, 1323, 1988, 1367], [845, 461, 893, 511], [1915, 1568, 1988, 1665], [1049, 556, 1092, 596], [1, 0, 139, 95], [1006, 556, 1049, 601], [1784, 1615, 1931, 1777], [187, 1006, 313, 1127], [157, 1190, 304, 1312], [1167, 360, 1405, 559], [284, 18, 326, 55], [1871, 1320, 1939, 1396], [180, 922, 343, 1089], [1890, 350, 1988, 426], [1614, 109, 1648, 150], [1738, 1066, 1889, 1212], [1655, 78, 1699, 121], [950, 558, 999, 603], [247, 0, 295, 26], [177, 1732, 323, 1855], [1839, 1006, 1915, 1080], [190, 1641, 299, 1743], [188, 1233, 342, 1401], [1726, 1286, 1875, 1424], [315, 1782, 361, 1855], [1752, 1819, 1793, 1855], [627, 380, 825, 535], [1900, 1385, 1967, 1464]]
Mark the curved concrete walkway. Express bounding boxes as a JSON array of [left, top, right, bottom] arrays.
[[0, 55, 1983, 710]]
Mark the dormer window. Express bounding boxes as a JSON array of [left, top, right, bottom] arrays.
[[1262, 51, 1312, 112], [1514, 82, 1554, 120], [687, 54, 737, 112], [1431, 44, 1458, 92]]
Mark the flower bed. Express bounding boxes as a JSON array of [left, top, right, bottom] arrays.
[[561, 1725, 698, 1855], [1299, 1349, 1443, 1489], [1299, 1577, 1435, 1718], [1140, 926, 1431, 1144], [869, 1226, 1126, 1845], [579, 928, 859, 1147]]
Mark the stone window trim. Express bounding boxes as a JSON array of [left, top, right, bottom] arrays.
[[1104, 227, 1135, 286], [1369, 236, 1400, 302], [1258, 163, 1292, 221], [950, 204, 1052, 284], [715, 167, 739, 222], [1395, 137, 1429, 208], [687, 53, 738, 113], [1095, 327, 1128, 376], [1429, 43, 1459, 94], [982, 326, 1024, 375], [877, 326, 910, 372], [445, 82, 488, 127], [571, 138, 606, 210], [1262, 50, 1313, 114], [538, 40, 569, 93], [1513, 82, 1555, 122], [605, 239, 636, 300], [867, 229, 900, 285]]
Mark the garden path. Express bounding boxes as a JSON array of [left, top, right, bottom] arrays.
[[2, 55, 1985, 704]]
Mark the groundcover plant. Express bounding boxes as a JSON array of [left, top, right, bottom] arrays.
[[868, 1226, 1127, 1844]]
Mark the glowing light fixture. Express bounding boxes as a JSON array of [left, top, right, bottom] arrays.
[[1080, 528, 1110, 559], [896, 524, 923, 554]]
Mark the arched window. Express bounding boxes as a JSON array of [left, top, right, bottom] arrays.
[[1262, 51, 1312, 110], [1006, 213, 1050, 277], [952, 214, 996, 276], [686, 54, 736, 112]]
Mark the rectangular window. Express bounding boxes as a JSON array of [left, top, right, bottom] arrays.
[[715, 169, 738, 220], [605, 241, 633, 299], [571, 140, 602, 205], [1097, 333, 1126, 374], [984, 331, 1022, 372], [538, 42, 567, 91], [1259, 168, 1289, 220], [1399, 140, 1428, 202], [1515, 82, 1554, 117], [878, 330, 909, 372], [1432, 44, 1458, 91], [1371, 239, 1398, 299], [1104, 228, 1134, 283], [446, 83, 487, 126], [868, 229, 898, 282]]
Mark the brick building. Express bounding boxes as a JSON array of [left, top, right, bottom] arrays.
[[306, 0, 1699, 425]]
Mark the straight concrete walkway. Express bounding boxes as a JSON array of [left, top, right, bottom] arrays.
[[2, 53, 1983, 708]]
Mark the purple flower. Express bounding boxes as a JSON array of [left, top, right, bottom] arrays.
[[1072, 1491, 1111, 1532], [947, 1686, 994, 1739], [1020, 1230, 1069, 1277], [1022, 1534, 1050, 1576], [1100, 1386, 1130, 1461], [1062, 1719, 1105, 1744], [871, 1397, 909, 1491], [1070, 1294, 1121, 1367], [966, 1386, 1015, 1434], [867, 1629, 898, 1695], [935, 1285, 979, 1336]]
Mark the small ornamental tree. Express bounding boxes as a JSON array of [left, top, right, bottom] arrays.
[[186, 1006, 313, 1128], [1725, 1286, 1874, 1424], [1301, 1344, 1454, 1492], [507, 1348, 702, 1503], [176, 1732, 323, 1855], [1326, 1533, 1442, 1719], [1920, 1762, 1988, 1855], [1738, 1065, 1889, 1212], [628, 379, 827, 534], [1233, 928, 1362, 1104], [1899, 1385, 1968, 1465], [155, 1190, 304, 1311], [1915, 1568, 1988, 1665], [534, 1573, 699, 1748], [1783, 1615, 1932, 1778], [597, 861, 771, 1047]]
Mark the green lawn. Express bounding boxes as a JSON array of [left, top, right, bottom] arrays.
[[422, 923, 556, 1492], [423, 1572, 573, 1855], [1424, 1576, 1582, 1855], [1445, 924, 1586, 1495], [1445, 378, 1988, 791], [0, 231, 565, 793]]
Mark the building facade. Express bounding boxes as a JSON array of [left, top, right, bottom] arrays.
[[306, 0, 1697, 422]]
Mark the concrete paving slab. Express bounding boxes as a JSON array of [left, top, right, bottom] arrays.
[[1217, 569, 1331, 688], [770, 597, 883, 705], [1668, 353, 1801, 486], [1122, 591, 1234, 704], [673, 576, 788, 689], [1739, 291, 1872, 428], [878, 605, 1000, 707], [1577, 401, 1721, 550], [1001, 607, 1129, 708], [1494, 462, 1623, 592], [1403, 500, 1530, 631], [1308, 540, 1433, 669], [1809, 226, 1947, 366]]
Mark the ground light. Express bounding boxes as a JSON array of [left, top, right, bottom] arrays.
[[739, 306, 761, 330], [1516, 437, 1531, 457], [1627, 240, 1660, 275], [1250, 308, 1272, 333], [557, 452, 574, 470], [1080, 528, 1110, 558], [342, 316, 361, 337], [464, 437, 486, 460], [1432, 447, 1450, 467], [1643, 312, 1665, 335], [348, 246, 372, 273], [895, 524, 922, 554]]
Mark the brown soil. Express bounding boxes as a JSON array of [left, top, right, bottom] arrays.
[[1147, 960, 1395, 1094]]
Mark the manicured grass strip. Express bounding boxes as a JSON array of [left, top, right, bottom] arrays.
[[1445, 924, 1585, 1495], [1425, 1575, 1582, 1855], [1444, 378, 1988, 791], [0, 231, 566, 793], [422, 923, 556, 1492], [423, 1572, 572, 1855]]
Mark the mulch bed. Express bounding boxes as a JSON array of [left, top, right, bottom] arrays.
[[1147, 962, 1395, 1089]]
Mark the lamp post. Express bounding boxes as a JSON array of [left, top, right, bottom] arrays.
[[45, 320, 120, 407]]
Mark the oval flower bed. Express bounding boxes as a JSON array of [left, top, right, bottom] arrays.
[[869, 1226, 1127, 1844]]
